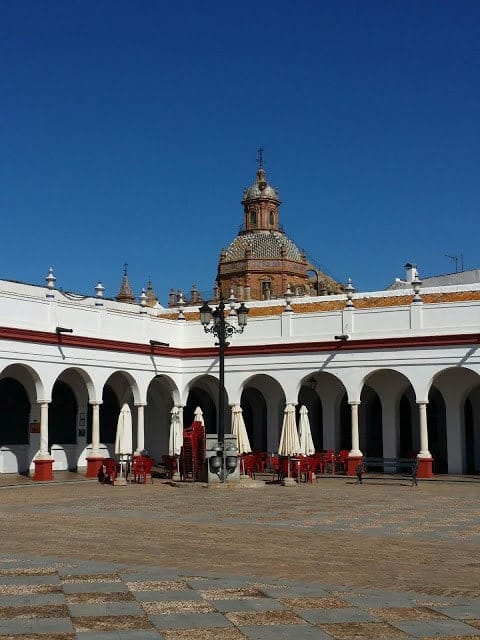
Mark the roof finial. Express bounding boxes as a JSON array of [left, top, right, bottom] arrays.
[[124, 262, 128, 276], [256, 147, 264, 169]]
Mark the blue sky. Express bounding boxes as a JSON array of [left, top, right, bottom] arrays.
[[1, 1, 479, 304]]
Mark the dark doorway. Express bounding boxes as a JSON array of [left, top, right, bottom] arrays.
[[339, 394, 351, 450], [297, 387, 323, 451], [465, 398, 474, 474], [427, 387, 448, 473], [0, 378, 30, 445], [241, 388, 267, 451], [185, 388, 216, 434], [49, 381, 77, 446], [399, 394, 413, 457], [361, 386, 383, 457]]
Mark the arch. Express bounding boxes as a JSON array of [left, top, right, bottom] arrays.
[[241, 387, 267, 451], [361, 368, 416, 459], [86, 370, 136, 448], [0, 363, 44, 405], [184, 375, 222, 435], [296, 384, 322, 451], [145, 374, 179, 461], [302, 372, 348, 452], [54, 367, 95, 405], [428, 365, 480, 400], [428, 367, 480, 474], [240, 374, 286, 453], [0, 364, 43, 474]]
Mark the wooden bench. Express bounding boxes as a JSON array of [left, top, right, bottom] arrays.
[[361, 457, 418, 484]]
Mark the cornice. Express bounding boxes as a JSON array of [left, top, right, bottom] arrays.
[[0, 326, 479, 359]]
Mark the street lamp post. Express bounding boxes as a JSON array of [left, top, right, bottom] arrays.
[[199, 296, 249, 482]]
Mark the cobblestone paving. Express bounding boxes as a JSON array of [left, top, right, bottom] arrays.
[[0, 554, 479, 639], [0, 474, 477, 638]]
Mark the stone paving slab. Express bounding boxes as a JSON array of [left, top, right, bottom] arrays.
[[0, 554, 477, 639]]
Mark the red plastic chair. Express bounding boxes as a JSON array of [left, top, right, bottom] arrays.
[[301, 458, 315, 483], [268, 455, 280, 481], [254, 452, 268, 473], [279, 456, 290, 479], [241, 454, 256, 478], [337, 450, 349, 474], [102, 458, 117, 485], [162, 455, 178, 479], [310, 453, 324, 475], [137, 457, 154, 484]]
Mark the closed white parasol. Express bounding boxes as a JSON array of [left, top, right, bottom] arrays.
[[231, 404, 251, 454], [193, 406, 205, 426], [298, 405, 315, 456], [168, 406, 183, 457], [115, 403, 133, 483], [278, 403, 301, 457], [115, 403, 133, 456]]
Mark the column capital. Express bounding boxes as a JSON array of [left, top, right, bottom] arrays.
[[348, 400, 360, 406]]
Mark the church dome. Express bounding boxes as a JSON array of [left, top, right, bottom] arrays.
[[225, 230, 304, 262], [242, 167, 280, 203]]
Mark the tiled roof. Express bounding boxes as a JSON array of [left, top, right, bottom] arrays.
[[225, 231, 304, 262], [116, 274, 135, 303], [162, 290, 480, 321]]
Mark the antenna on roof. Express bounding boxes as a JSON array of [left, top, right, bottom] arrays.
[[445, 254, 464, 273]]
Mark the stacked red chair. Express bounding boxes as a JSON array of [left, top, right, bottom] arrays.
[[180, 420, 206, 482]]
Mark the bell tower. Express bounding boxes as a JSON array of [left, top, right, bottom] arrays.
[[216, 155, 312, 301], [241, 149, 280, 233]]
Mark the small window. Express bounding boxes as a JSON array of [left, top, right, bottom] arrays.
[[250, 210, 257, 225], [269, 210, 275, 225]]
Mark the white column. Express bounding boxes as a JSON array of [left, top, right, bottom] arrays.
[[37, 402, 51, 459], [349, 401, 362, 456], [90, 402, 101, 457], [135, 404, 145, 454], [418, 402, 431, 458]]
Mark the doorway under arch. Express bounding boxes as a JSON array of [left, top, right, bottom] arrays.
[[427, 387, 448, 473], [241, 388, 267, 452], [0, 378, 30, 445], [360, 386, 383, 457], [49, 381, 77, 446], [185, 387, 217, 434], [296, 386, 322, 451]]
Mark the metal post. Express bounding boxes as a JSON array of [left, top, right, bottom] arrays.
[[217, 298, 226, 482], [200, 294, 247, 483]]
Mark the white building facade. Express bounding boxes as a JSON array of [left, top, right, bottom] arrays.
[[0, 274, 479, 478]]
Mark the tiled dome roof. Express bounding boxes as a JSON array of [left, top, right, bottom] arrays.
[[242, 168, 280, 203], [225, 231, 304, 262]]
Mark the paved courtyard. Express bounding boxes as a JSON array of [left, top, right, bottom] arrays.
[[0, 473, 478, 639]]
